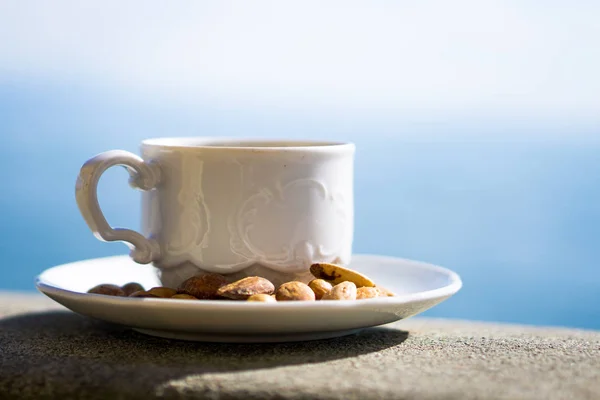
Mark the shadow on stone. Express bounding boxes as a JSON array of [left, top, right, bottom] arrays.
[[0, 311, 408, 399]]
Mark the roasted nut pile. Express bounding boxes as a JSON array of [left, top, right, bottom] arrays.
[[87, 262, 395, 302]]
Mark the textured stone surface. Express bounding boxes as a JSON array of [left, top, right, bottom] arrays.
[[0, 291, 598, 399]]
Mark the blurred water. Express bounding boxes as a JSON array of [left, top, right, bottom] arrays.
[[1, 83, 599, 329]]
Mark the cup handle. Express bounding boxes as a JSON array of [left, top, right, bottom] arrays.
[[75, 150, 162, 264]]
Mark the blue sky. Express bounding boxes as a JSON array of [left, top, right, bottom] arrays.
[[1, 1, 599, 124]]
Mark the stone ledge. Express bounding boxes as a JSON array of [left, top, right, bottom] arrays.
[[1, 291, 598, 400]]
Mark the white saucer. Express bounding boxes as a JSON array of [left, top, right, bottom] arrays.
[[35, 255, 462, 343]]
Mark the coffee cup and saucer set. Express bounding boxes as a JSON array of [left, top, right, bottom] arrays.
[[36, 138, 462, 343]]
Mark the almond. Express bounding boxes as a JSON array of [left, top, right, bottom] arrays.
[[87, 284, 125, 297], [217, 276, 275, 300], [147, 286, 177, 298], [121, 282, 145, 296], [129, 290, 159, 298], [170, 294, 198, 300], [177, 273, 228, 299]]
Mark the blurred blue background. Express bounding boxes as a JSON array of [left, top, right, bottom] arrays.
[[1, 1, 598, 329]]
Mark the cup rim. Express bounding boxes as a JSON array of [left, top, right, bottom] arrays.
[[141, 137, 355, 152]]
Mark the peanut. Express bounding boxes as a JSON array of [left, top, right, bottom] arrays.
[[356, 287, 380, 299], [276, 281, 316, 301], [308, 279, 333, 300], [322, 281, 357, 300], [247, 294, 277, 302]]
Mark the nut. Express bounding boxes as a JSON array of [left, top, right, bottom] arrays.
[[322, 281, 357, 300], [308, 279, 333, 300], [247, 294, 277, 302], [310, 263, 375, 288], [121, 282, 145, 296], [171, 294, 198, 300], [375, 286, 396, 297], [216, 276, 275, 300], [129, 290, 159, 298], [147, 287, 177, 298], [276, 281, 316, 301], [177, 273, 227, 299], [87, 284, 125, 297], [356, 287, 380, 299]]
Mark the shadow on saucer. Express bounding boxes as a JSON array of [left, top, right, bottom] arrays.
[[0, 311, 408, 398]]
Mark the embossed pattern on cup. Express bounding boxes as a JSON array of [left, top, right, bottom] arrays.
[[141, 139, 354, 276]]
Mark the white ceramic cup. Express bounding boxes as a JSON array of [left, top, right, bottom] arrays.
[[76, 138, 355, 286]]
